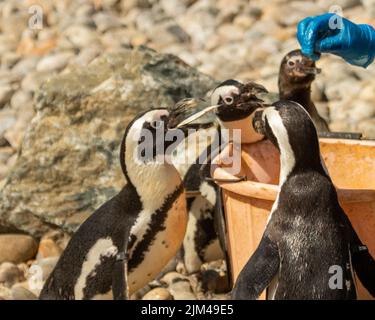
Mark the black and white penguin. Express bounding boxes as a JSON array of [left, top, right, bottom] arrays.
[[40, 109, 188, 300], [169, 85, 270, 274], [173, 133, 225, 274], [169, 98, 224, 274], [232, 100, 375, 300], [279, 49, 330, 132]]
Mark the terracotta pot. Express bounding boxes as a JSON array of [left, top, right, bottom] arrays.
[[212, 138, 375, 300]]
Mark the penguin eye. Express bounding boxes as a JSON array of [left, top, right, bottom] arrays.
[[223, 95, 234, 105], [150, 120, 163, 129], [289, 57, 303, 67]]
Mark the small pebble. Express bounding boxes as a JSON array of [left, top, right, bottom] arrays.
[[142, 287, 173, 300], [11, 285, 37, 300], [0, 234, 38, 264], [168, 279, 196, 300], [36, 52, 74, 73], [37, 239, 63, 260], [0, 85, 14, 108], [0, 262, 24, 288]]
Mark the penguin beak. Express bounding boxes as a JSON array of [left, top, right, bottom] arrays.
[[167, 98, 217, 129], [302, 66, 321, 75], [245, 82, 269, 95], [296, 61, 321, 75], [174, 105, 220, 128]]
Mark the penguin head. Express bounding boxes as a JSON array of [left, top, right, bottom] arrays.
[[253, 101, 324, 180], [211, 80, 268, 122], [210, 79, 242, 108], [279, 49, 321, 86], [120, 109, 185, 178]]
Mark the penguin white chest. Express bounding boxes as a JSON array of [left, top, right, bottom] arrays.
[[220, 114, 263, 144], [128, 192, 187, 294]]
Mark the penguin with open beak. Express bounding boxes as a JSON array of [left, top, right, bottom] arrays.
[[167, 98, 225, 275], [40, 109, 190, 300], [167, 82, 270, 279]]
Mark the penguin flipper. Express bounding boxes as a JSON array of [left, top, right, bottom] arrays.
[[348, 224, 375, 297], [112, 252, 129, 300], [351, 246, 375, 297], [215, 186, 231, 278], [231, 235, 279, 300], [341, 210, 375, 297], [112, 225, 132, 300]]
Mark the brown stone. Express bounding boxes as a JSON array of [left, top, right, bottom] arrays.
[[36, 239, 62, 259], [0, 234, 38, 264], [0, 262, 24, 287], [142, 287, 172, 300]]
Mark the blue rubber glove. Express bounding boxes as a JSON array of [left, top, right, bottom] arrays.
[[297, 13, 375, 68]]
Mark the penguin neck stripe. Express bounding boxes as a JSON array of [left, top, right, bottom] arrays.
[[265, 108, 295, 186]]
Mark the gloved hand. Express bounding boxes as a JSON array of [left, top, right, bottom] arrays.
[[297, 13, 375, 68]]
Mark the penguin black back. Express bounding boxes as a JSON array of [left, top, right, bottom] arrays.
[[232, 101, 375, 300]]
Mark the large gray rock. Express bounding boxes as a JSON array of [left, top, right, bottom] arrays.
[[0, 46, 215, 238]]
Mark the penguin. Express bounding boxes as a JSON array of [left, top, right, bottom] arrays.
[[169, 85, 270, 274], [168, 98, 225, 274], [278, 49, 330, 132], [173, 134, 225, 274], [40, 109, 188, 300], [232, 100, 375, 300]]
